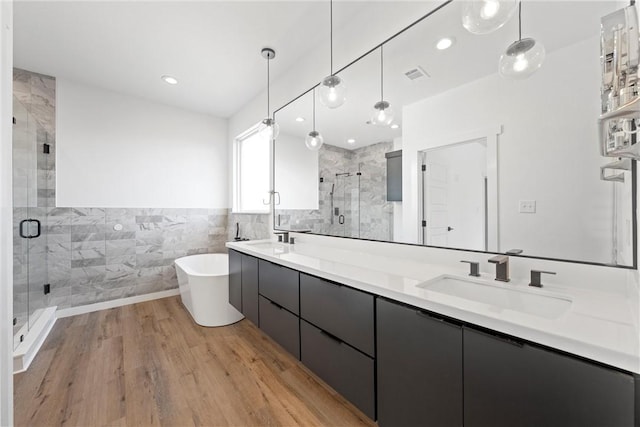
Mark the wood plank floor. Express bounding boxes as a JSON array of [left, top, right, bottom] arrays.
[[14, 296, 376, 427]]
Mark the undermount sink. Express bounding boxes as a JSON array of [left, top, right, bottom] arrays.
[[416, 275, 572, 319], [245, 241, 290, 254]]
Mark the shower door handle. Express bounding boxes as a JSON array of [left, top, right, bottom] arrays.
[[338, 215, 345, 225], [19, 219, 41, 239]]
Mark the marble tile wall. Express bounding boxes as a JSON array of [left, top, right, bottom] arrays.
[[227, 213, 271, 241], [46, 207, 230, 309], [276, 141, 394, 241]]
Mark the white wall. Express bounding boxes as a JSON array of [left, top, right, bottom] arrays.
[[403, 36, 618, 264], [0, 1, 13, 424], [275, 132, 318, 210], [57, 79, 228, 208]]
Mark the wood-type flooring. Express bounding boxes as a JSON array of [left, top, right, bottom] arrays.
[[14, 296, 375, 427]]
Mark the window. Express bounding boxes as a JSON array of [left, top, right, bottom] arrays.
[[233, 125, 271, 213]]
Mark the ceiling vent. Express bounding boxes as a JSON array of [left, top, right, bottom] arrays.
[[404, 66, 430, 81]]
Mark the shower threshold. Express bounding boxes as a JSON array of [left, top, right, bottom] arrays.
[[13, 306, 57, 374]]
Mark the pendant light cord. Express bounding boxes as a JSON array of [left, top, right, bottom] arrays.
[[266, 55, 271, 118], [312, 89, 316, 131], [380, 45, 384, 102], [518, 1, 522, 42], [330, 0, 334, 75]]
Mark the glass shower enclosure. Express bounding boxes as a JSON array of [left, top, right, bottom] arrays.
[[13, 95, 50, 350]]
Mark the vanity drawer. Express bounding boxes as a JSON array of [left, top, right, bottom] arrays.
[[300, 273, 374, 356], [258, 295, 300, 359], [258, 260, 299, 314], [300, 320, 375, 419]]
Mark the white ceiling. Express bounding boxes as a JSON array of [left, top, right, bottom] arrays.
[[13, 0, 622, 141], [13, 0, 381, 118]]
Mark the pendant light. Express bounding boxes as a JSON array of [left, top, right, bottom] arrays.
[[498, 2, 545, 79], [319, 0, 347, 109], [370, 45, 395, 127], [257, 47, 280, 140], [305, 89, 324, 151], [462, 0, 518, 35]]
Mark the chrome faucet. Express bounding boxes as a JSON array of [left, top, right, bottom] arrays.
[[488, 255, 510, 282]]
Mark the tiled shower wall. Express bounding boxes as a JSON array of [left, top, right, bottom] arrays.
[[276, 141, 395, 242]]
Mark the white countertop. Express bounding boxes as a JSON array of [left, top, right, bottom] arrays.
[[226, 239, 640, 374]]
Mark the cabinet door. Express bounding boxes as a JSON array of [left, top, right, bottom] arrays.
[[258, 260, 299, 314], [241, 254, 259, 325], [228, 250, 242, 312], [300, 273, 374, 356], [259, 296, 300, 359], [464, 327, 635, 427], [377, 298, 463, 427], [300, 320, 375, 419]]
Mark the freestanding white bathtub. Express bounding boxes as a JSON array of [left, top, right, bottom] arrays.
[[174, 253, 244, 327]]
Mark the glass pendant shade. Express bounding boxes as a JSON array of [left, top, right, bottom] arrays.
[[319, 75, 347, 109], [462, 0, 518, 35], [258, 117, 280, 140], [305, 130, 324, 151], [499, 37, 545, 79], [371, 101, 395, 127]]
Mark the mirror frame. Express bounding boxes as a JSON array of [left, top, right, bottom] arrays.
[[272, 0, 638, 270]]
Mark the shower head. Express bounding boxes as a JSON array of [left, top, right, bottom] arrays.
[[330, 183, 335, 195]]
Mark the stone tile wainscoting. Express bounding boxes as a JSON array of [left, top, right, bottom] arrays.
[[47, 207, 231, 310], [227, 213, 271, 241]]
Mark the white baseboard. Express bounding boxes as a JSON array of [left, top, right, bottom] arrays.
[[56, 289, 180, 319], [13, 307, 57, 374]]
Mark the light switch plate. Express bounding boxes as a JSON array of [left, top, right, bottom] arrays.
[[519, 200, 536, 213]]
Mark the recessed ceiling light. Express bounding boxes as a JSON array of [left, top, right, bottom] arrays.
[[295, 117, 305, 122], [161, 75, 178, 85], [390, 124, 399, 129], [347, 138, 356, 144], [436, 37, 455, 50]]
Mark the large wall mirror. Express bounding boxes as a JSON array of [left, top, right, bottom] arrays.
[[274, 0, 636, 268]]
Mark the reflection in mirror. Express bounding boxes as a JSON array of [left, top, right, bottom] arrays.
[[274, 1, 635, 267]]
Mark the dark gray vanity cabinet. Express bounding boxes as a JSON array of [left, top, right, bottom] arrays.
[[300, 320, 375, 419], [258, 296, 300, 359], [463, 327, 636, 427], [299, 273, 375, 356], [258, 260, 299, 315], [228, 249, 242, 312], [376, 297, 463, 427], [228, 250, 259, 325], [257, 260, 300, 359], [299, 273, 376, 419]]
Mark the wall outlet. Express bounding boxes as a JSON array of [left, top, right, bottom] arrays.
[[519, 200, 536, 213]]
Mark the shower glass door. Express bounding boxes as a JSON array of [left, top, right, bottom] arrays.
[[12, 95, 49, 349], [331, 172, 360, 238]]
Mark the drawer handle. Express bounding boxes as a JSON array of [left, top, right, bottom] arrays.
[[416, 310, 461, 328], [467, 327, 525, 348], [269, 300, 284, 310], [416, 309, 443, 321], [320, 330, 343, 345]]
